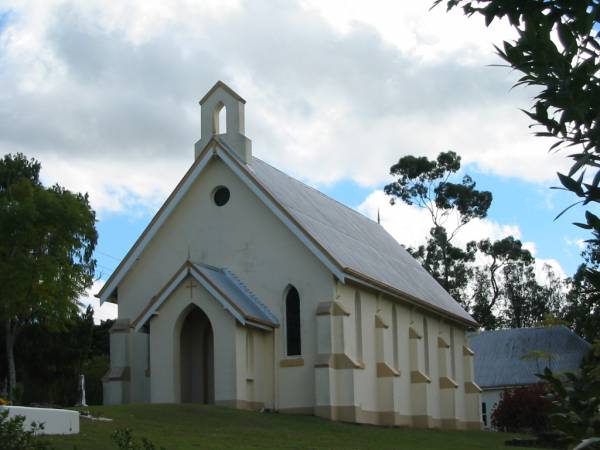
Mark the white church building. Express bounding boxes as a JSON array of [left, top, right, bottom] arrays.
[[99, 81, 482, 430]]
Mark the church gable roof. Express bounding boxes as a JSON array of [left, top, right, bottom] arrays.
[[99, 138, 476, 327], [468, 326, 590, 388], [132, 261, 279, 332], [250, 158, 475, 324]]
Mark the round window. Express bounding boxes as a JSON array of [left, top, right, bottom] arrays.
[[213, 186, 230, 206]]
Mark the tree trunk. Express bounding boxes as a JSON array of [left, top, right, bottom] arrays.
[[5, 319, 16, 402]]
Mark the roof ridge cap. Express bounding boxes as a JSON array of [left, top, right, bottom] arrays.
[[191, 261, 220, 271], [478, 326, 551, 334]]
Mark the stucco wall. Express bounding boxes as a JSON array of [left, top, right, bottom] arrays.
[[111, 155, 334, 408], [117, 156, 334, 323], [320, 281, 479, 428], [149, 281, 237, 404]]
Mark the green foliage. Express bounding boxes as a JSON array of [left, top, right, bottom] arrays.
[[9, 307, 112, 406], [385, 151, 492, 228], [537, 341, 600, 448], [409, 226, 477, 305], [538, 313, 571, 328], [503, 262, 563, 328], [472, 236, 537, 328], [0, 153, 98, 400], [112, 428, 166, 450], [385, 151, 492, 304], [82, 354, 110, 406], [470, 234, 565, 331], [521, 350, 559, 374], [0, 409, 54, 450], [434, 0, 600, 320], [563, 241, 600, 342], [0, 153, 97, 324], [491, 383, 552, 434]]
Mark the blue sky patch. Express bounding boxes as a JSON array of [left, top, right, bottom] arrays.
[[0, 10, 12, 33]]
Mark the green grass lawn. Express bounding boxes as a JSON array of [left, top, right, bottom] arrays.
[[46, 404, 528, 450]]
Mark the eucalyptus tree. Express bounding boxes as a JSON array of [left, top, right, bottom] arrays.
[[472, 236, 534, 328], [384, 151, 492, 304]]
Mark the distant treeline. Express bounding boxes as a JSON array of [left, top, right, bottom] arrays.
[[0, 306, 112, 406]]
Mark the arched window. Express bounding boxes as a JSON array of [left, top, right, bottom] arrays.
[[212, 102, 226, 134], [285, 286, 301, 356]]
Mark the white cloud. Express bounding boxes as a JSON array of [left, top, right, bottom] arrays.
[[522, 241, 537, 256], [565, 237, 586, 251], [357, 189, 520, 249], [300, 0, 517, 63], [79, 279, 118, 324], [0, 0, 570, 216], [534, 258, 567, 290], [40, 153, 186, 215]]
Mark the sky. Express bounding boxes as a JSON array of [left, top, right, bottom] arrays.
[[0, 0, 592, 322]]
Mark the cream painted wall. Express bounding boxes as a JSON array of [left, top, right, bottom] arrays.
[[149, 280, 237, 404], [129, 332, 150, 403], [327, 281, 479, 427], [112, 155, 334, 409], [117, 156, 334, 323]]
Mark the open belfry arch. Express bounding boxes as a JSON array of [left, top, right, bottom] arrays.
[[100, 81, 482, 429]]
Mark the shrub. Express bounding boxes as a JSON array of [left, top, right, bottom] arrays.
[[491, 383, 551, 433], [538, 342, 600, 448], [0, 409, 53, 450], [82, 354, 109, 405]]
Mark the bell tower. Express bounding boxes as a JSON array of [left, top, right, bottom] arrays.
[[194, 81, 252, 164]]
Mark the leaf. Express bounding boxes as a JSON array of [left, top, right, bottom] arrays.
[[558, 172, 585, 196], [554, 200, 584, 221], [569, 156, 589, 177], [592, 170, 600, 188], [557, 21, 577, 54], [585, 211, 600, 229]]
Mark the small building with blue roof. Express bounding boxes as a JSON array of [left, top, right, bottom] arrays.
[[468, 326, 590, 428]]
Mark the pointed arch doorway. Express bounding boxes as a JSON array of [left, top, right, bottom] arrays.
[[180, 306, 215, 404]]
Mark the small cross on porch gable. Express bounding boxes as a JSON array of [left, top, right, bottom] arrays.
[[185, 279, 199, 300]]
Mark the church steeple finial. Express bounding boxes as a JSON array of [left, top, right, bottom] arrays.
[[194, 81, 252, 164]]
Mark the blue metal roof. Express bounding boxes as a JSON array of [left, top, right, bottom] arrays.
[[191, 263, 279, 327], [468, 326, 590, 388], [192, 263, 279, 327]]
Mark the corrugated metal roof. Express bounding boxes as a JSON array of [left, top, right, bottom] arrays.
[[192, 263, 279, 327], [468, 326, 590, 388], [250, 157, 474, 324]]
